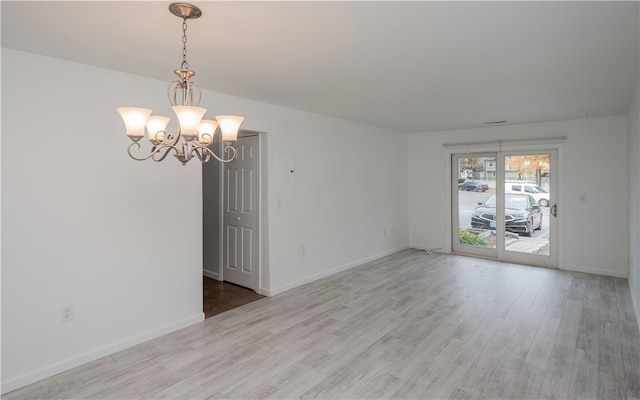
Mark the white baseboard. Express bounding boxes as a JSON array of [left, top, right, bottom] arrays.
[[203, 268, 220, 280], [410, 246, 628, 279], [1, 313, 204, 394], [262, 246, 409, 297], [410, 245, 447, 253], [561, 264, 628, 278]]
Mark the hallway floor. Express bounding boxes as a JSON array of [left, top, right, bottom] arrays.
[[203, 276, 265, 318]]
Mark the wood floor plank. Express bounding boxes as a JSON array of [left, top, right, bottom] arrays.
[[420, 360, 470, 399], [240, 364, 327, 400], [478, 350, 528, 399], [538, 333, 578, 399], [505, 363, 546, 399], [339, 372, 402, 400], [598, 321, 625, 378], [391, 335, 465, 398], [569, 348, 599, 400], [557, 298, 583, 337], [598, 371, 627, 400], [456, 330, 511, 397], [523, 305, 563, 370], [5, 250, 640, 400], [509, 304, 547, 351]]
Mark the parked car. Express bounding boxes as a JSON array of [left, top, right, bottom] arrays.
[[471, 193, 542, 236], [506, 183, 549, 207], [458, 181, 488, 192]]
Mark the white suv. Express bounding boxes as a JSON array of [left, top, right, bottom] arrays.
[[506, 183, 550, 207]]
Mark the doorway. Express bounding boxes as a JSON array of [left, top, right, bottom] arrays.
[[452, 150, 558, 267], [202, 132, 263, 317]]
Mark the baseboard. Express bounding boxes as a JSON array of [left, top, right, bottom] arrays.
[[263, 246, 409, 297], [411, 246, 628, 279], [1, 313, 205, 394], [410, 245, 447, 253], [561, 264, 628, 278], [203, 268, 220, 280]]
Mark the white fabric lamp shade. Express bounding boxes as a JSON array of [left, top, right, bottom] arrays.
[[215, 115, 244, 143], [198, 119, 219, 144], [117, 107, 152, 142], [172, 106, 207, 141], [146, 116, 170, 143]]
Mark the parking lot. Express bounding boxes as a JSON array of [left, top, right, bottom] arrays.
[[457, 190, 550, 239]]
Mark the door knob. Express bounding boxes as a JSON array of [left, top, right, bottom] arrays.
[[237, 217, 241, 221], [551, 204, 557, 217]]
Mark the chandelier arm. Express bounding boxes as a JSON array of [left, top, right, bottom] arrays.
[[199, 133, 214, 144], [192, 147, 211, 163], [224, 145, 238, 162], [197, 143, 237, 163], [151, 130, 181, 147], [150, 144, 179, 162], [191, 82, 202, 106], [167, 81, 181, 107], [128, 142, 177, 162]]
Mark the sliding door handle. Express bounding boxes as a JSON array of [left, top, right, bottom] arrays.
[[551, 204, 557, 217]]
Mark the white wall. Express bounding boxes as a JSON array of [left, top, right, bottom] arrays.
[[1, 49, 206, 392], [409, 116, 629, 278], [1, 49, 409, 392], [262, 115, 409, 294], [628, 82, 640, 327]]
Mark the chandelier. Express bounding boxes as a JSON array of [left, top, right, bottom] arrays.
[[117, 2, 243, 165]]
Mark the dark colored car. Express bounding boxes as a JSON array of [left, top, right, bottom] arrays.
[[471, 194, 542, 236], [458, 181, 487, 192]]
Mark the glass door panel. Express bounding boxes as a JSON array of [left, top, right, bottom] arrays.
[[501, 151, 557, 267], [452, 154, 497, 257]]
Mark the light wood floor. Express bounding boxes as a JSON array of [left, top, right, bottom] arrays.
[[5, 250, 640, 399]]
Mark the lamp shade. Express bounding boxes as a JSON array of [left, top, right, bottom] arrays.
[[172, 106, 207, 141], [215, 115, 244, 143], [117, 107, 152, 142], [198, 119, 219, 145], [146, 116, 170, 143]]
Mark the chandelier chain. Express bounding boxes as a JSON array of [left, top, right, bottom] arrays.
[[181, 18, 189, 70]]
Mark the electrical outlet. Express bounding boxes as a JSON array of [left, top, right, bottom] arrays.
[[300, 246, 306, 257], [61, 304, 74, 322]]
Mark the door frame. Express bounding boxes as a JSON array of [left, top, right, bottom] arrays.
[[214, 130, 268, 294], [446, 141, 565, 269]]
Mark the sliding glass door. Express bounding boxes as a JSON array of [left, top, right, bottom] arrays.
[[452, 150, 558, 267]]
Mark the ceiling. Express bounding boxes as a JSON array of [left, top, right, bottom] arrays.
[[2, 1, 638, 133]]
